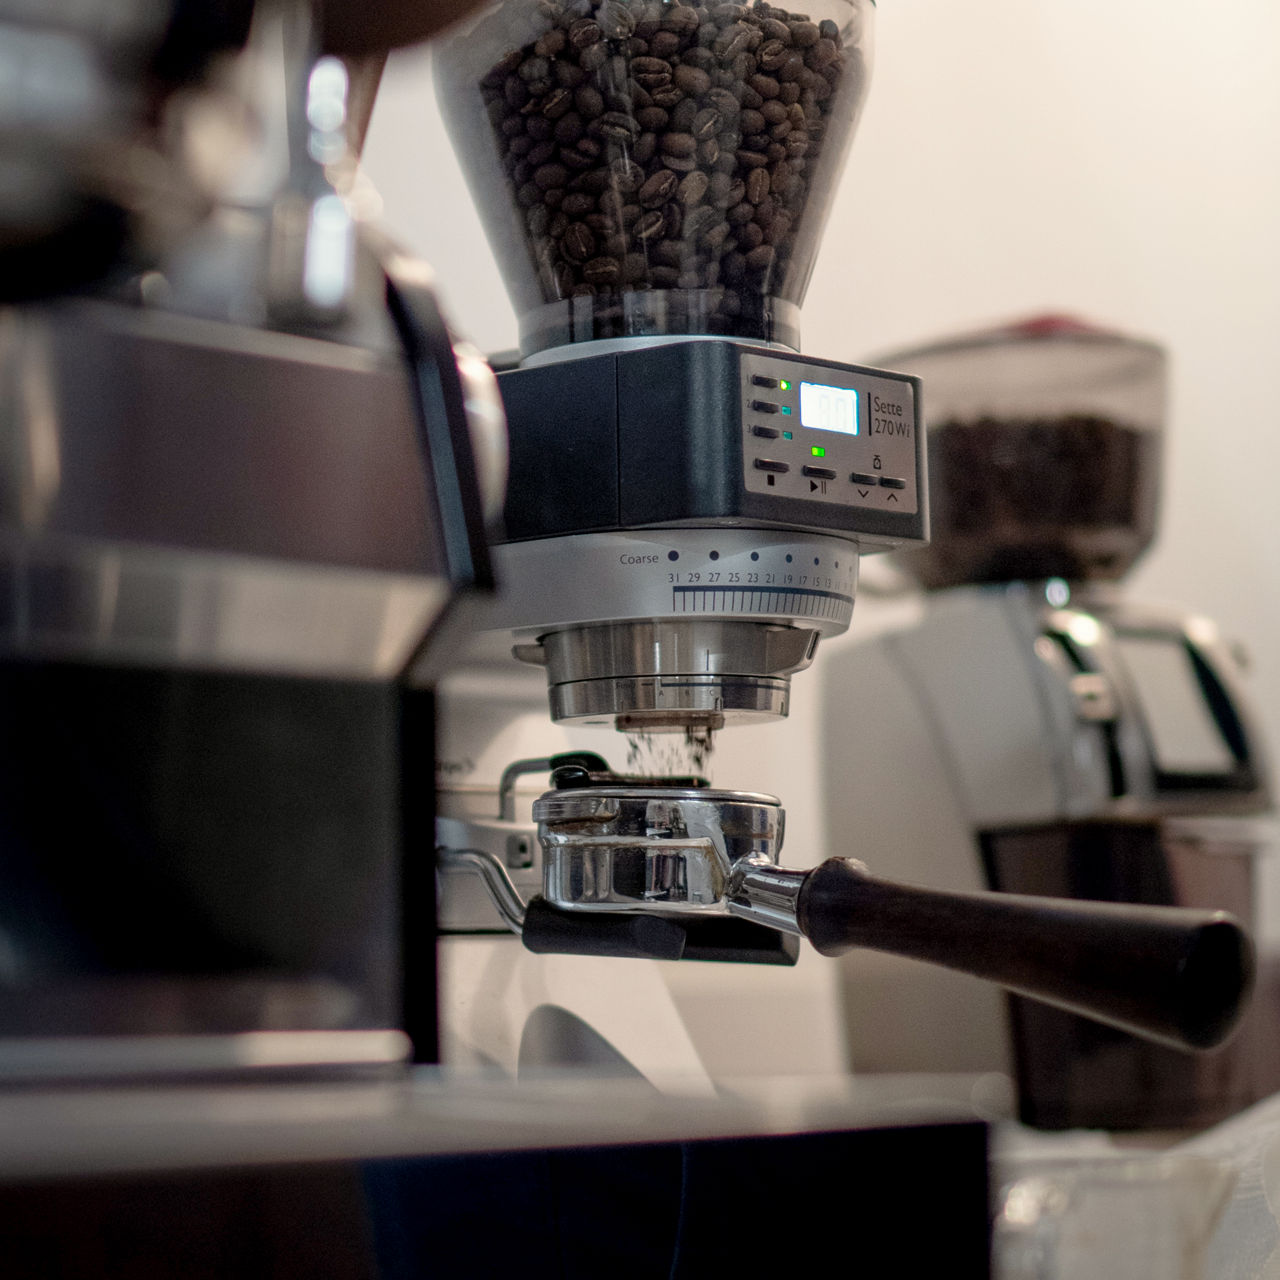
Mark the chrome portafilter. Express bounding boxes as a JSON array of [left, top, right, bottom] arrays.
[[440, 760, 1254, 1054]]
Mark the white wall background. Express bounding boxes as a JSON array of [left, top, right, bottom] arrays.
[[363, 1, 1280, 934]]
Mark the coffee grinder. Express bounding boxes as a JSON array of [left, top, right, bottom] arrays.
[[824, 316, 1275, 1129], [425, 5, 1256, 1084]]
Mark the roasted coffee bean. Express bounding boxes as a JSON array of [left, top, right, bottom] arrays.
[[745, 244, 774, 271], [651, 266, 680, 287], [554, 112, 586, 144], [779, 80, 801, 104], [527, 204, 550, 236], [669, 98, 698, 132], [736, 147, 768, 168], [737, 220, 763, 249], [765, 210, 791, 244], [583, 256, 621, 285], [596, 0, 636, 39], [673, 64, 711, 95], [591, 111, 641, 142], [527, 139, 556, 165], [660, 131, 697, 158], [714, 22, 755, 59], [682, 45, 716, 71], [662, 4, 700, 35], [535, 28, 566, 57], [738, 83, 764, 110], [631, 56, 672, 87], [574, 84, 604, 117], [806, 37, 837, 70], [561, 190, 596, 216], [818, 17, 841, 44], [637, 105, 669, 130], [692, 106, 723, 139], [604, 232, 629, 255], [633, 209, 665, 241], [598, 189, 626, 219], [651, 30, 681, 59], [682, 205, 718, 239], [534, 162, 569, 189], [749, 73, 780, 99], [707, 86, 740, 118], [678, 170, 710, 205], [760, 17, 790, 41], [746, 166, 770, 203], [650, 83, 684, 108], [540, 87, 573, 118], [519, 55, 551, 82], [758, 39, 787, 72], [568, 15, 600, 47], [698, 138, 720, 165], [579, 41, 607, 71], [778, 51, 805, 82], [562, 221, 597, 262], [727, 199, 754, 225], [662, 152, 697, 172], [611, 156, 645, 190], [740, 107, 765, 134], [638, 168, 679, 207], [652, 240, 684, 268], [788, 20, 820, 47], [633, 131, 657, 163]]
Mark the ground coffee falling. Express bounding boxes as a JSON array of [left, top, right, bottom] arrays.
[[625, 725, 716, 779]]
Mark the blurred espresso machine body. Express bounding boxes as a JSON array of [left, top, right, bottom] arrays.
[[0, 0, 505, 1080], [825, 319, 1275, 1130]]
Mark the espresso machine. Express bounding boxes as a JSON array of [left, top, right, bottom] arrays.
[[825, 317, 1276, 1130], [423, 2, 1258, 1088], [0, 0, 508, 1079]]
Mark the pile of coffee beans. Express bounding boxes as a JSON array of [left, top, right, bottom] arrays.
[[473, 0, 859, 347], [898, 415, 1161, 588]]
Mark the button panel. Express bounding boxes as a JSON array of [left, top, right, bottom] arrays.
[[740, 352, 919, 515]]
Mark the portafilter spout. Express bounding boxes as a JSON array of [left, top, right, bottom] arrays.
[[520, 774, 1254, 1054]]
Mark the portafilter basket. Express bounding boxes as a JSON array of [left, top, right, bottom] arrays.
[[525, 766, 1254, 1053]]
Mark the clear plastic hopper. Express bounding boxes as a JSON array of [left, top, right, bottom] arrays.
[[434, 0, 875, 360]]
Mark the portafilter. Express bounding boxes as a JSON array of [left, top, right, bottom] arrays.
[[444, 760, 1254, 1054]]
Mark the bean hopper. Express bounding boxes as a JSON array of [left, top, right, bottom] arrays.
[[825, 316, 1276, 1129], [427, 5, 1255, 1080]]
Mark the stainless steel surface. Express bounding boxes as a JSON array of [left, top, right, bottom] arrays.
[[436, 847, 527, 934], [530, 618, 818, 732], [0, 1072, 984, 1181], [487, 530, 859, 638], [0, 299, 458, 675], [728, 859, 808, 936], [534, 786, 783, 914], [0, 1031, 410, 1086]]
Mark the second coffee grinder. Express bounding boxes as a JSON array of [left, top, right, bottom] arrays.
[[826, 316, 1275, 1130]]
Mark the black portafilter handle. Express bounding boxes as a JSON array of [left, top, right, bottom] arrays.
[[794, 859, 1255, 1052]]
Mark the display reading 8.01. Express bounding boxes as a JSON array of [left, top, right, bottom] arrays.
[[799, 382, 859, 436]]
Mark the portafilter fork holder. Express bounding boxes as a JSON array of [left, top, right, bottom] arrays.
[[504, 766, 1253, 1054]]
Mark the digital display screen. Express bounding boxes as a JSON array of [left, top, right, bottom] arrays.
[[800, 382, 859, 436], [1114, 635, 1234, 775]]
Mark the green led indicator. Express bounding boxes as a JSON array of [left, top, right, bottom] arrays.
[[811, 446, 826, 458], [779, 379, 792, 390], [782, 430, 793, 440], [781, 406, 792, 415]]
